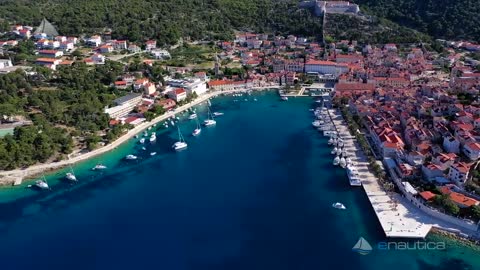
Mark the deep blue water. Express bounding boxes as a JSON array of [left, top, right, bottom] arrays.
[[0, 91, 479, 270]]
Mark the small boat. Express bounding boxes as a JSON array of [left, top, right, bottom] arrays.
[[150, 152, 157, 156], [125, 154, 137, 160], [139, 138, 145, 144], [254, 98, 257, 101], [339, 157, 347, 168], [281, 96, 288, 101], [173, 126, 188, 151], [328, 137, 334, 145], [188, 113, 197, 120], [148, 126, 152, 130], [34, 179, 49, 190], [331, 147, 338, 155], [31, 175, 49, 190], [170, 120, 175, 126], [332, 202, 346, 210], [92, 164, 107, 170], [212, 112, 224, 117], [150, 133, 156, 142], [142, 147, 146, 150], [134, 135, 139, 139], [312, 120, 322, 128], [65, 165, 77, 181], [333, 156, 340, 166], [143, 131, 148, 137]]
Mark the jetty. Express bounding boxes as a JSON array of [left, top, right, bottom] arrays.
[[328, 109, 432, 238]]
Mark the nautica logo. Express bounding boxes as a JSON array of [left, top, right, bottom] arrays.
[[352, 237, 372, 255]]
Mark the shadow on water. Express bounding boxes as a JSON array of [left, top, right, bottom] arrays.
[[187, 131, 367, 270]]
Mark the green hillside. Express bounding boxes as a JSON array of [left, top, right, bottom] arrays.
[[354, 0, 480, 42], [0, 0, 323, 44]]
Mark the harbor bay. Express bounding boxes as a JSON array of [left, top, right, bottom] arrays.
[[0, 91, 479, 270]]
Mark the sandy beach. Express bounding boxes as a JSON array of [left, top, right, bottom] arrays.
[[0, 89, 264, 186]]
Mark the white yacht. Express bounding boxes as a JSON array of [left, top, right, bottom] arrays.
[[150, 152, 157, 156], [143, 131, 148, 137], [328, 137, 334, 145], [203, 106, 217, 126], [312, 120, 322, 128], [281, 96, 288, 101], [333, 156, 340, 166], [192, 118, 202, 136], [150, 133, 156, 142], [65, 165, 77, 181], [31, 175, 49, 190], [92, 164, 107, 170], [336, 148, 342, 156], [173, 127, 188, 151], [213, 112, 224, 117], [339, 157, 347, 168], [125, 154, 137, 160], [170, 120, 175, 126], [35, 179, 49, 190], [331, 147, 338, 155], [332, 202, 346, 210], [347, 165, 362, 186], [139, 138, 145, 144], [188, 113, 197, 120]]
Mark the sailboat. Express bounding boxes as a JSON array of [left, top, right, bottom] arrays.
[[32, 174, 49, 190], [203, 106, 216, 127], [352, 237, 373, 255], [65, 165, 77, 181], [172, 126, 188, 151], [192, 118, 201, 136]]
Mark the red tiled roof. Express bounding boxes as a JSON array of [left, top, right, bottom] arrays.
[[305, 60, 336, 66], [419, 191, 436, 201], [175, 88, 186, 95]]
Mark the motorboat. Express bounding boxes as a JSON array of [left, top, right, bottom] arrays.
[[139, 138, 145, 144], [312, 120, 322, 128], [92, 164, 107, 170], [281, 96, 288, 101], [332, 202, 346, 210], [150, 152, 157, 156], [213, 112, 224, 117], [125, 154, 137, 160], [333, 156, 340, 166], [339, 157, 347, 168], [331, 147, 337, 155], [328, 137, 334, 145], [336, 148, 342, 155], [150, 133, 156, 142], [143, 131, 148, 137], [142, 147, 146, 151], [188, 113, 197, 120], [173, 127, 188, 151]]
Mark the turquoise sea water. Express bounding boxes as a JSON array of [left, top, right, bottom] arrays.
[[0, 91, 479, 270]]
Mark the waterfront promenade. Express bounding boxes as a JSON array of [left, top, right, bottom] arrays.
[[328, 109, 433, 238], [0, 89, 256, 186]]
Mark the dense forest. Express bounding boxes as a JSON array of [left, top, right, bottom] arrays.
[[0, 61, 130, 170], [0, 0, 323, 44], [353, 0, 480, 42]]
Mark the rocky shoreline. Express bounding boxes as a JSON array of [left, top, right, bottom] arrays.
[[431, 228, 480, 248]]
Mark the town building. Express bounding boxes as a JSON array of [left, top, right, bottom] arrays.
[[104, 93, 142, 119]]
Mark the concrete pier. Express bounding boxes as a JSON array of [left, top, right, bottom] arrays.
[[328, 109, 432, 238]]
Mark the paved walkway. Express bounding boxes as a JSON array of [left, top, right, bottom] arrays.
[[328, 109, 432, 238]]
